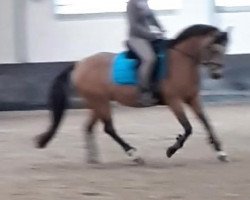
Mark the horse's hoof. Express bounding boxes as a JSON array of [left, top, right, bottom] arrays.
[[217, 151, 229, 162], [166, 146, 178, 158], [133, 157, 145, 165], [126, 148, 144, 165], [86, 152, 100, 165], [87, 158, 100, 165]]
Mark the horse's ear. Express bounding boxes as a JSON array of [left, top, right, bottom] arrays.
[[221, 31, 228, 39], [214, 30, 229, 44]]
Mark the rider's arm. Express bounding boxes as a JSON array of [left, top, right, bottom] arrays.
[[129, 18, 157, 40], [148, 12, 165, 32], [139, 1, 165, 32]]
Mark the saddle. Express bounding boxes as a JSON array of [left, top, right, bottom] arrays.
[[126, 39, 167, 62], [111, 39, 168, 87]]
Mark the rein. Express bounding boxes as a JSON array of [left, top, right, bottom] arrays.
[[171, 47, 199, 64]]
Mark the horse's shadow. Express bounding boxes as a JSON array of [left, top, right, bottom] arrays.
[[30, 157, 232, 173], [90, 157, 231, 170]]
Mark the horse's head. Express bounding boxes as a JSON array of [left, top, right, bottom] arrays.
[[169, 25, 230, 79], [202, 30, 229, 79]]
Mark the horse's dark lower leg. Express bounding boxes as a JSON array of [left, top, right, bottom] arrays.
[[189, 97, 223, 150], [189, 97, 228, 161], [95, 101, 143, 163], [167, 115, 192, 158], [103, 119, 144, 163], [167, 99, 193, 158], [197, 113, 222, 151], [103, 119, 133, 152]]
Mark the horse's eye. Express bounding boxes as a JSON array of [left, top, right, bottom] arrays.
[[210, 46, 220, 54]]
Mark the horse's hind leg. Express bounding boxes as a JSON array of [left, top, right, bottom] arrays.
[[84, 110, 99, 164], [189, 97, 228, 162], [96, 101, 144, 163], [103, 119, 144, 164], [167, 99, 193, 158]]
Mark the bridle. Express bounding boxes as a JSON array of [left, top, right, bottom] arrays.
[[169, 31, 227, 68], [202, 61, 223, 68], [171, 45, 223, 68], [171, 47, 199, 64]]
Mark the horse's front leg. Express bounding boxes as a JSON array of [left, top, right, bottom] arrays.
[[189, 96, 228, 162], [167, 98, 193, 158]]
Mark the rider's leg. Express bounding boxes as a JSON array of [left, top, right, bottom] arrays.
[[128, 37, 157, 106]]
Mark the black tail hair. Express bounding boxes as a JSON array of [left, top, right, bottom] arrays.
[[36, 64, 74, 148]]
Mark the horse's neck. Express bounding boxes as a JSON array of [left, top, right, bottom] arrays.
[[169, 39, 202, 85], [176, 38, 202, 61]]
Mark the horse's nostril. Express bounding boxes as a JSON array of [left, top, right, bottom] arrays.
[[211, 73, 222, 79]]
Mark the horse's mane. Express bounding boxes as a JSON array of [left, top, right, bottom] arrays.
[[168, 24, 219, 48]]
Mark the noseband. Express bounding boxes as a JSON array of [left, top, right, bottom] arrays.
[[171, 46, 223, 67], [202, 61, 223, 67]]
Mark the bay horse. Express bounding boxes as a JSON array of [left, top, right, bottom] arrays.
[[35, 24, 229, 164]]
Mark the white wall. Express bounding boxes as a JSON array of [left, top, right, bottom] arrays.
[[26, 0, 127, 62], [26, 0, 215, 62], [0, 0, 15, 63], [216, 12, 250, 54], [1, 0, 250, 63]]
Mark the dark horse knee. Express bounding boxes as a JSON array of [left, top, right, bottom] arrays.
[[178, 121, 192, 147]]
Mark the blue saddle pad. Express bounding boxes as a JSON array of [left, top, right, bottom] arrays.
[[112, 51, 167, 85]]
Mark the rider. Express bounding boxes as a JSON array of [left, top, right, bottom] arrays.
[[126, 0, 165, 106]]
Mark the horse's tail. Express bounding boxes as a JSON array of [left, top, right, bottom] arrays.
[[35, 64, 74, 148]]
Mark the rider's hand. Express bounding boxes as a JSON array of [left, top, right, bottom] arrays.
[[160, 28, 167, 34], [155, 32, 164, 40]]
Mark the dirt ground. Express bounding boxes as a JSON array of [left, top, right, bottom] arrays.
[[1, 104, 250, 200]]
